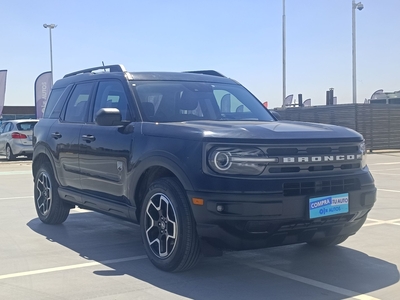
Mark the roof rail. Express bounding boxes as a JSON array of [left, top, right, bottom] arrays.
[[183, 70, 226, 78], [63, 64, 128, 78]]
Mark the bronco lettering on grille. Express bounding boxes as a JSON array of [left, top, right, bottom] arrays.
[[282, 154, 362, 163]]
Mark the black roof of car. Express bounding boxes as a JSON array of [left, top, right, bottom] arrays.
[[53, 65, 237, 89]]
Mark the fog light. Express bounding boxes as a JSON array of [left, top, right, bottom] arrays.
[[216, 204, 224, 212]]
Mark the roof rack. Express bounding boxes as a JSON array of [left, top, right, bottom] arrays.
[[183, 70, 226, 78], [63, 64, 128, 78]]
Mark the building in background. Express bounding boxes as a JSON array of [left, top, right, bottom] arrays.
[[367, 90, 400, 104], [0, 106, 35, 123]]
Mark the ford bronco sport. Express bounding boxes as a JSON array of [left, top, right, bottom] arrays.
[[32, 65, 376, 272]]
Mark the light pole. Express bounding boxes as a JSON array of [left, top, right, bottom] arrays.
[[352, 1, 363, 104], [282, 0, 286, 107], [43, 24, 57, 84]]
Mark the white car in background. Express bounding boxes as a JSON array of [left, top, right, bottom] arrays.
[[0, 119, 38, 160]]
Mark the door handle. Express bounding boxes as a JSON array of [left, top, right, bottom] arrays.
[[81, 134, 96, 142], [51, 132, 62, 139]]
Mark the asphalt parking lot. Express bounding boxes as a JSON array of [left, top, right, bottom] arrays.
[[0, 153, 399, 300]]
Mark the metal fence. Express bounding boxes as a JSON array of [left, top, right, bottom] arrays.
[[274, 104, 400, 151]]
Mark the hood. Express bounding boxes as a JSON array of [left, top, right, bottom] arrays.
[[141, 120, 363, 144]]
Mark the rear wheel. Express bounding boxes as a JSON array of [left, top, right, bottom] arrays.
[[140, 178, 201, 272], [307, 235, 349, 247], [34, 162, 70, 224], [6, 145, 16, 161]]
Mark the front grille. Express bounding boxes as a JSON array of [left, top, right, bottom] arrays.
[[267, 148, 298, 155], [268, 163, 359, 174], [263, 143, 362, 174], [283, 178, 360, 197]]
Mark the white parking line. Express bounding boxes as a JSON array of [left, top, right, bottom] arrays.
[[245, 263, 380, 300], [369, 162, 400, 166], [0, 171, 31, 176], [378, 189, 400, 193], [371, 172, 400, 176], [0, 196, 32, 200], [0, 255, 147, 280], [364, 219, 400, 227]]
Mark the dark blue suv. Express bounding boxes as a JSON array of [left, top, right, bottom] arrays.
[[32, 65, 376, 272]]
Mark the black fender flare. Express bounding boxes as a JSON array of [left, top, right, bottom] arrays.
[[32, 142, 60, 184], [129, 154, 193, 206]]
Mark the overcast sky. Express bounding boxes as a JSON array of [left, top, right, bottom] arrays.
[[1, 0, 400, 109]]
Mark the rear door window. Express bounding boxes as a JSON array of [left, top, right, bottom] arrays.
[[3, 123, 12, 132], [63, 83, 94, 123]]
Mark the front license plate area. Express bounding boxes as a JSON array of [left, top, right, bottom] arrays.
[[309, 193, 349, 219]]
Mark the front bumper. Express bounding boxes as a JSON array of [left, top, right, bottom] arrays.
[[188, 185, 376, 250]]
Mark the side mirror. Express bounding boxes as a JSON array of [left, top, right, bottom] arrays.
[[270, 110, 282, 120], [95, 108, 122, 126]]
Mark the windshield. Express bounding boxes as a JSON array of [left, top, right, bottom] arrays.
[[133, 81, 275, 122]]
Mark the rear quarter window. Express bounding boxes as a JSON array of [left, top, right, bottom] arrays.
[[43, 85, 73, 119]]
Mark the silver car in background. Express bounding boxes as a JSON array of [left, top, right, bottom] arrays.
[[0, 119, 38, 160]]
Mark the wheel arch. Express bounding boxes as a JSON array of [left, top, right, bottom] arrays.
[[131, 156, 193, 222], [32, 143, 58, 184]]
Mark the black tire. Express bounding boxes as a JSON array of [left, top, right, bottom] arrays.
[[140, 178, 201, 272], [307, 235, 350, 247], [6, 144, 16, 161], [34, 162, 70, 224]]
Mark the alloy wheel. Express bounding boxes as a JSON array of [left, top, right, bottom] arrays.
[[144, 193, 178, 258], [36, 171, 53, 216]]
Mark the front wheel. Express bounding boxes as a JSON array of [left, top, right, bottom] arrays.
[[307, 235, 350, 247], [140, 178, 201, 272], [34, 162, 70, 224]]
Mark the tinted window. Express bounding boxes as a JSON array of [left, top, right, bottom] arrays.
[[16, 122, 37, 131], [93, 81, 132, 122], [3, 123, 12, 132], [134, 81, 274, 122], [44, 86, 73, 119], [389, 98, 400, 104], [64, 83, 94, 123], [43, 88, 65, 119]]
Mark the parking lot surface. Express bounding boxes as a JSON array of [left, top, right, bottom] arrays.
[[0, 153, 399, 300]]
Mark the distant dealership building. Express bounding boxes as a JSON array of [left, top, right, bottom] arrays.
[[0, 106, 36, 122]]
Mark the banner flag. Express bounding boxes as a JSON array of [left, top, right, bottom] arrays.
[[283, 94, 293, 107], [370, 89, 384, 100], [34, 71, 52, 119], [0, 70, 7, 117]]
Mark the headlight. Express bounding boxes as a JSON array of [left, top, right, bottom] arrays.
[[359, 141, 367, 168], [208, 147, 277, 175]]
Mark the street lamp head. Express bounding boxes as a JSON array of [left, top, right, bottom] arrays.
[[356, 2, 364, 11], [43, 24, 57, 29]]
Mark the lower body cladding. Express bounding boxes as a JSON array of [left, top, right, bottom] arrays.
[[188, 185, 376, 252]]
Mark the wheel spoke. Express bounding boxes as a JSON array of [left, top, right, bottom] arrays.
[[35, 172, 52, 216], [145, 192, 178, 259]]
